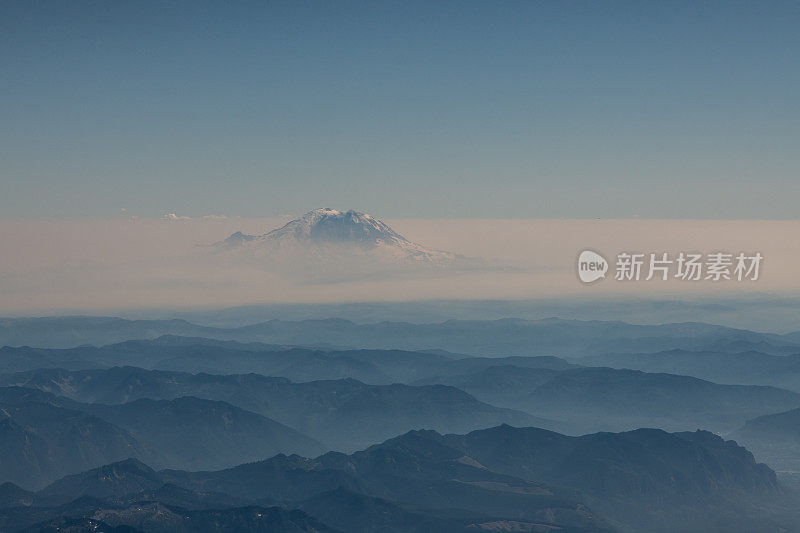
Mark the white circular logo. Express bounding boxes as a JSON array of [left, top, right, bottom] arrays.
[[577, 250, 608, 283]]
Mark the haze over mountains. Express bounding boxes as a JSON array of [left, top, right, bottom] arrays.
[[0, 425, 789, 533], [3, 314, 800, 531], [5, 0, 800, 531], [4, 315, 799, 354], [0, 385, 325, 488], [140, 297, 800, 332], [3, 342, 800, 437], [0, 365, 546, 458], [581, 349, 800, 391], [4, 213, 800, 316]]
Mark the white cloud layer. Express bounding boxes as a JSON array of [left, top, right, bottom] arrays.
[[162, 213, 192, 221], [0, 217, 798, 315]]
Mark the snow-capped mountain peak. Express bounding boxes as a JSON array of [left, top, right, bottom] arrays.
[[215, 208, 457, 268], [264, 208, 412, 248]]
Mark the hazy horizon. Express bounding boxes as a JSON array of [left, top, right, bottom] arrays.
[[1, 212, 797, 321], [3, 2, 798, 320], [3, 4, 800, 531]]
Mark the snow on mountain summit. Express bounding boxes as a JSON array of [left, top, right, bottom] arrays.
[[265, 208, 408, 246], [215, 208, 458, 267]]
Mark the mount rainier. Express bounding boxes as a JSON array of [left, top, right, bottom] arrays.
[[213, 209, 471, 280]]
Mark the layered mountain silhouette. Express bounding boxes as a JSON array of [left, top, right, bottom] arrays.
[[0, 335, 571, 382], [737, 407, 800, 443], [3, 316, 799, 355], [0, 367, 546, 453], [733, 407, 800, 472], [516, 367, 800, 433], [81, 397, 326, 471], [417, 362, 800, 432], [0, 386, 324, 488], [4, 314, 800, 531], [6, 349, 800, 436], [0, 391, 147, 489], [580, 348, 800, 392], [0, 425, 790, 533]]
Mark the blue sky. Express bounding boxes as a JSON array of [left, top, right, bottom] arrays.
[[1, 1, 798, 219]]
